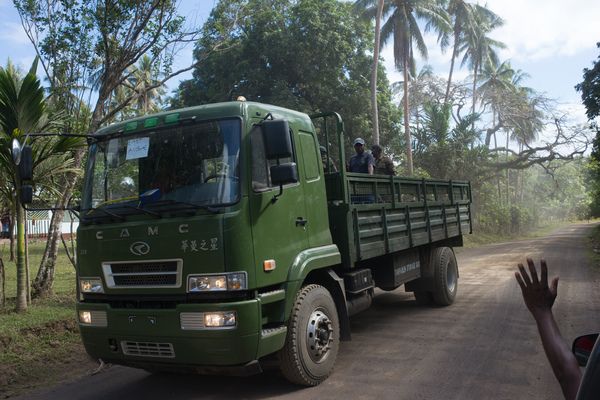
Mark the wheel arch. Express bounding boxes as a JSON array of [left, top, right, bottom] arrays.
[[285, 245, 351, 341]]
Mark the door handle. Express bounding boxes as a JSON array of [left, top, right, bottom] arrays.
[[295, 218, 307, 227]]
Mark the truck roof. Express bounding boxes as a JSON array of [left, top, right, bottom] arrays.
[[93, 101, 311, 137]]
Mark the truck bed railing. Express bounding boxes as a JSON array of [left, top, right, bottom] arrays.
[[325, 173, 473, 268], [310, 111, 473, 269]]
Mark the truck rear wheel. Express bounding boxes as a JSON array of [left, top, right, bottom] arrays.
[[278, 284, 340, 386], [431, 247, 458, 306]]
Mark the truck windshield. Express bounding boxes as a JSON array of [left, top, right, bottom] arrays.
[[81, 118, 241, 217]]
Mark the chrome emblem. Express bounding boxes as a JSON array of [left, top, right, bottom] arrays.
[[130, 241, 150, 256]]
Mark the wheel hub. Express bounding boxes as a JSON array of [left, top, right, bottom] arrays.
[[306, 309, 334, 362], [447, 263, 457, 292]]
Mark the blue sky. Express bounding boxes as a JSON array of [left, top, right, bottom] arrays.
[[1, 0, 598, 128]]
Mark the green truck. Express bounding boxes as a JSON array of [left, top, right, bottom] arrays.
[[16, 100, 472, 386]]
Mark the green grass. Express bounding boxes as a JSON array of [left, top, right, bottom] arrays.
[[0, 240, 93, 398], [584, 224, 600, 270]]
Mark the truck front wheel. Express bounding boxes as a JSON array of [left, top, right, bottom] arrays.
[[431, 247, 458, 306], [278, 284, 340, 386]]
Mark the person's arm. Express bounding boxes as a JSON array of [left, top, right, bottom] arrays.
[[515, 258, 582, 400], [367, 153, 375, 174]]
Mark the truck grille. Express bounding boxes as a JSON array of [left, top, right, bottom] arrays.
[[121, 341, 175, 358], [102, 259, 183, 289]]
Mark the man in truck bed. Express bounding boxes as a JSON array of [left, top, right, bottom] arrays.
[[348, 137, 374, 174]]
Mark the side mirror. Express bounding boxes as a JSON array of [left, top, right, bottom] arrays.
[[261, 119, 292, 159], [270, 163, 299, 186], [19, 185, 33, 204], [11, 138, 22, 165], [572, 333, 599, 366], [19, 145, 33, 181]]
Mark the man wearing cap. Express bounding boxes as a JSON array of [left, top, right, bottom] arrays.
[[371, 144, 396, 176], [348, 138, 375, 174]]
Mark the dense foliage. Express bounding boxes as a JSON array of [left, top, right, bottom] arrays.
[[576, 42, 600, 217], [173, 0, 402, 156]]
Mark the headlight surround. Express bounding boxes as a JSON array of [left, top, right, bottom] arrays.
[[78, 310, 108, 327], [188, 272, 247, 292], [79, 277, 105, 294]]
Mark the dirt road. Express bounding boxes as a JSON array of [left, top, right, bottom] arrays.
[[19, 223, 600, 399]]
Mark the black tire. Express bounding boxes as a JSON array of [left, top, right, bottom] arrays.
[[431, 247, 458, 306], [413, 290, 434, 305], [278, 284, 340, 386]]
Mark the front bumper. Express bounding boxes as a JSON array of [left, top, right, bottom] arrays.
[[77, 299, 260, 368]]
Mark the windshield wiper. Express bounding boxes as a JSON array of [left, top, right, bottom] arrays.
[[123, 206, 162, 218], [143, 199, 220, 214], [89, 207, 126, 222]]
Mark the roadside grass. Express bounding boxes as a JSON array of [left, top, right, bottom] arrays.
[[0, 240, 98, 399], [0, 220, 596, 398], [584, 223, 600, 270]]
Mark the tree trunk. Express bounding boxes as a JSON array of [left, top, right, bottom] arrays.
[[506, 133, 510, 204], [34, 147, 86, 297], [32, 209, 61, 298], [15, 202, 27, 311], [445, 24, 460, 103], [472, 61, 479, 117], [9, 210, 15, 261], [1, 257, 6, 306], [25, 209, 30, 304], [371, 0, 384, 145], [403, 61, 413, 175]]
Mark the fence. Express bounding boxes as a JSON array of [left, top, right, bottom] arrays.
[[4, 210, 79, 239]]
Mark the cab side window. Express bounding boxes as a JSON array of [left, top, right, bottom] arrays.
[[250, 125, 294, 192]]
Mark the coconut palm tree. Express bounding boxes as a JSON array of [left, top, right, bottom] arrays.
[[442, 1, 502, 103], [379, 0, 451, 175], [457, 8, 505, 118], [355, 0, 386, 145], [478, 59, 515, 145], [127, 55, 167, 115], [391, 63, 434, 138]]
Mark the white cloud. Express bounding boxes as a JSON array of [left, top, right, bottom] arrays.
[[484, 0, 600, 62]]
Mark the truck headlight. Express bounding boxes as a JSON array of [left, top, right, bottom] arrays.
[[188, 272, 247, 292], [180, 311, 237, 330], [204, 311, 237, 328], [80, 277, 105, 294]]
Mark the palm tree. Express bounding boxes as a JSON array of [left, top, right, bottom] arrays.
[[457, 8, 505, 118], [127, 55, 167, 115], [0, 58, 81, 310], [391, 63, 434, 137], [379, 0, 451, 175], [442, 1, 502, 103], [372, 0, 385, 145], [478, 59, 515, 146], [355, 0, 388, 145], [509, 91, 543, 203]]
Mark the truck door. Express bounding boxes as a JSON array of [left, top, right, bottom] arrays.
[[248, 122, 310, 287]]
